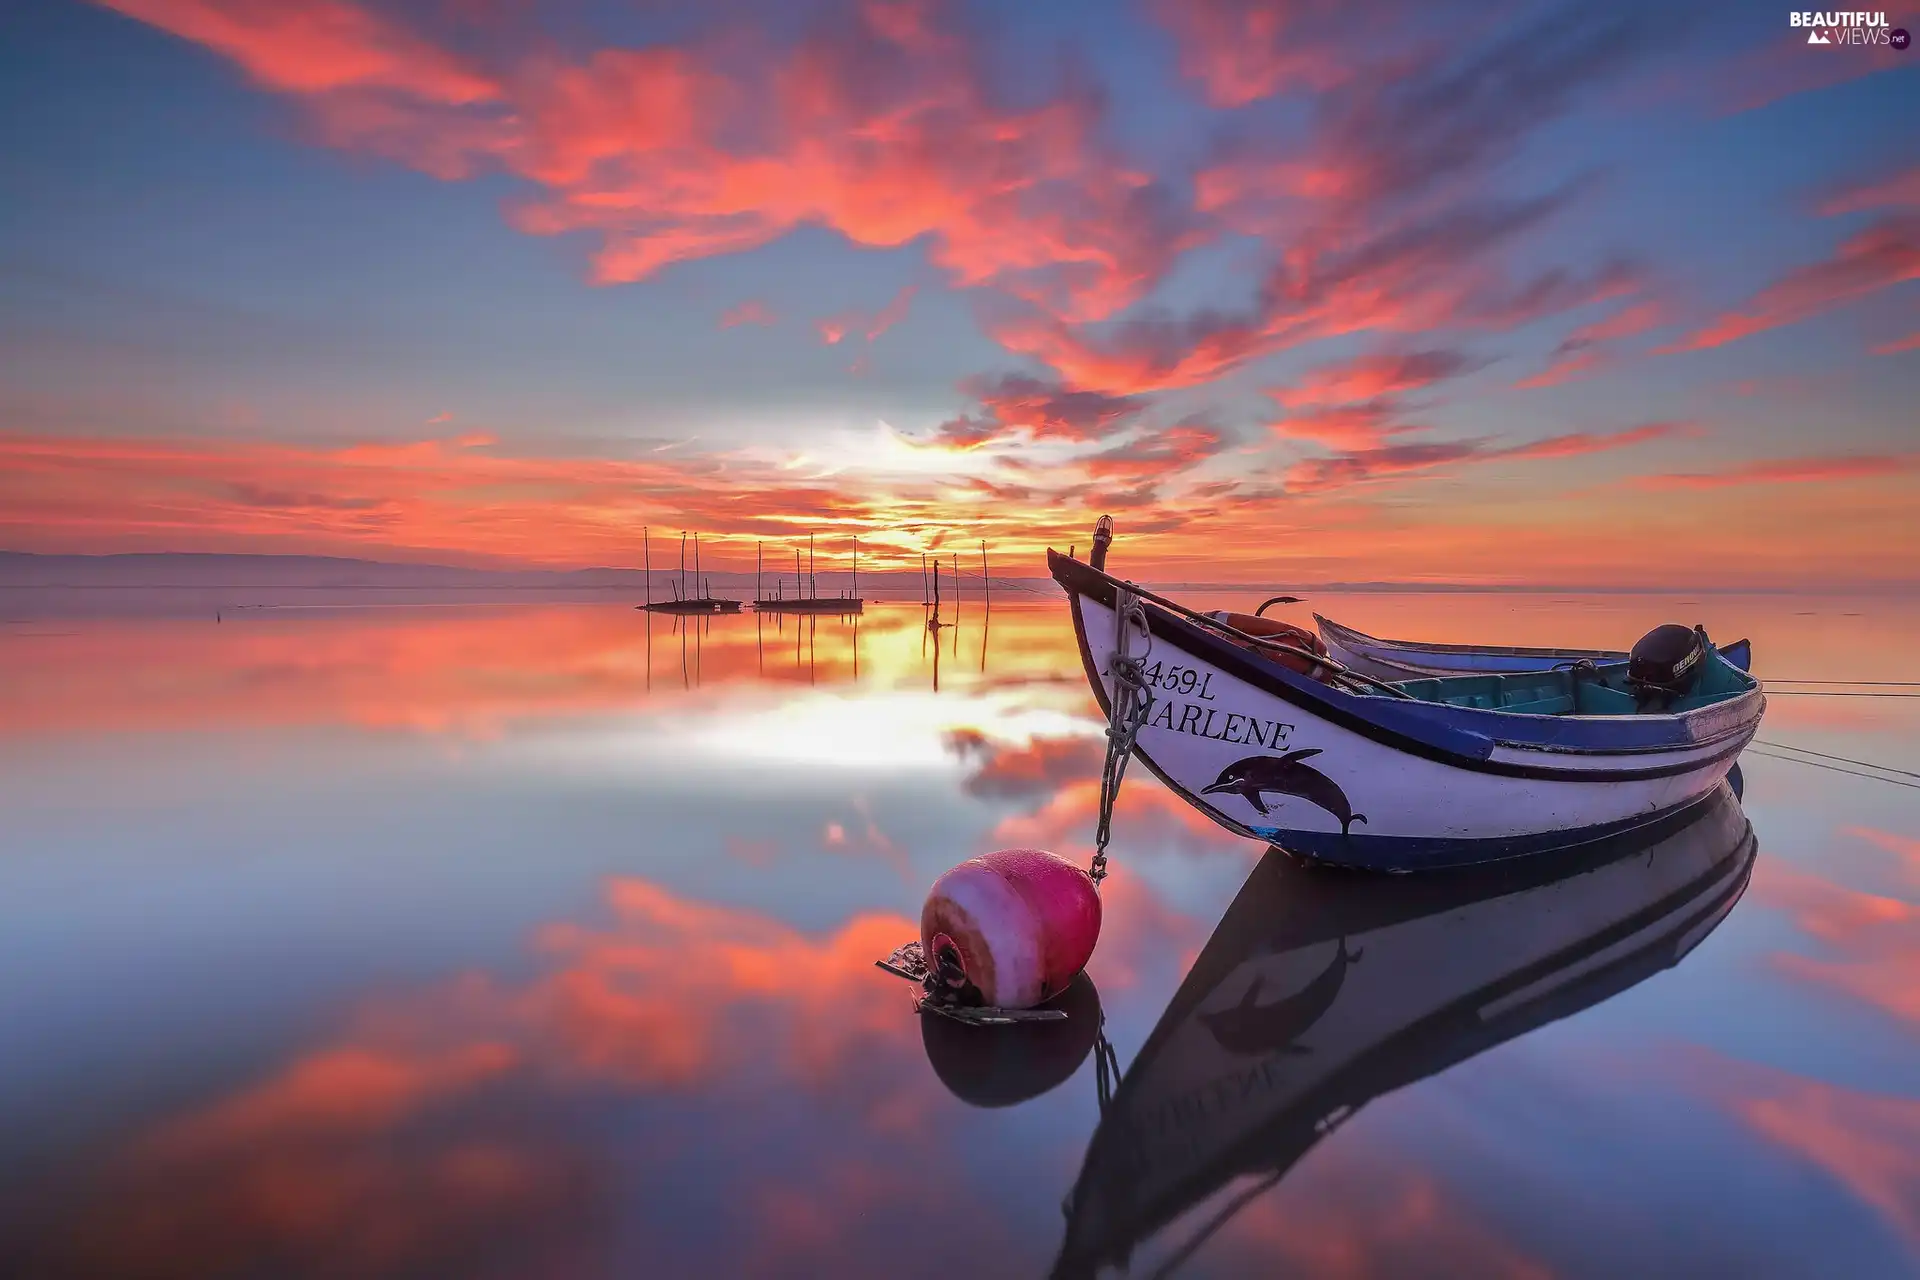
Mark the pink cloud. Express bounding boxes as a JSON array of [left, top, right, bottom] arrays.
[[864, 284, 917, 341], [1632, 454, 1915, 490], [1502, 421, 1686, 460], [1710, 34, 1910, 116], [99, 0, 500, 102], [1149, 0, 1363, 107], [1284, 422, 1683, 494], [1673, 1049, 1920, 1254], [720, 300, 776, 328], [1083, 418, 1228, 484], [1272, 348, 1483, 408], [928, 372, 1145, 450], [1818, 164, 1920, 217], [1664, 217, 1920, 352], [814, 284, 917, 346], [1271, 400, 1419, 452], [107, 1, 1191, 327], [1872, 331, 1920, 355]]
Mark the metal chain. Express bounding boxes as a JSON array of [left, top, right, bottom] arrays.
[[1094, 1021, 1120, 1114], [1090, 589, 1153, 887]]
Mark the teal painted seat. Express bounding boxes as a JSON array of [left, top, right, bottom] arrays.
[[1393, 643, 1755, 717]]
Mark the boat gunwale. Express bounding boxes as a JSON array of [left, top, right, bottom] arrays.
[[1050, 550, 1764, 774], [1314, 613, 1620, 661]]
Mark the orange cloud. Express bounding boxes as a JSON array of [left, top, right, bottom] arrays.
[[0, 429, 1112, 568], [1632, 454, 1915, 490]]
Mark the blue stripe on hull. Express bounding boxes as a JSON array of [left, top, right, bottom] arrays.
[[1251, 790, 1727, 872]]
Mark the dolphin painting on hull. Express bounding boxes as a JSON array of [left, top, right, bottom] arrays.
[[1199, 939, 1364, 1057], [1200, 749, 1367, 835]]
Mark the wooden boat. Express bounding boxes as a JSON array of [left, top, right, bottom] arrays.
[[1052, 786, 1756, 1278], [1316, 613, 1753, 682], [1047, 523, 1765, 872]]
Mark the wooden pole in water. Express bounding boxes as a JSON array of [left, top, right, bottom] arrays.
[[852, 537, 859, 600], [953, 552, 960, 622], [921, 553, 929, 604], [933, 558, 941, 609], [694, 532, 702, 600], [678, 531, 687, 600], [644, 527, 652, 606], [756, 541, 763, 602], [981, 540, 989, 612], [795, 547, 802, 602], [809, 532, 817, 600]]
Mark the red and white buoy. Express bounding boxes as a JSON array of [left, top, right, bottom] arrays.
[[919, 847, 1102, 1010]]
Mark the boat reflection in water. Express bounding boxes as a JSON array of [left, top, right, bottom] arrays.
[[1053, 783, 1756, 1279]]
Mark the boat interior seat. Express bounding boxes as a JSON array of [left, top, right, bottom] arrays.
[[1392, 644, 1754, 716]]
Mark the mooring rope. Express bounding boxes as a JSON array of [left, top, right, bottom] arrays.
[[1753, 738, 1920, 780], [1090, 587, 1155, 887]]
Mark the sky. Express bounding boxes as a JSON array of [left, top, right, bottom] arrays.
[[0, 0, 1915, 586]]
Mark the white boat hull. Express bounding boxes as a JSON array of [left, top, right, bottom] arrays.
[[1070, 590, 1763, 871]]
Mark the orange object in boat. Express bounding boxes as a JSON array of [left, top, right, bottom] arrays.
[[1206, 611, 1333, 678]]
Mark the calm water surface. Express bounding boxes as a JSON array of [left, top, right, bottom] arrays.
[[1, 592, 1915, 1278]]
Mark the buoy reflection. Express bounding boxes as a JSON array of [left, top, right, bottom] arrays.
[[920, 974, 1104, 1108]]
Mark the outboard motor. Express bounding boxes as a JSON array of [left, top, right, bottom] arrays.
[[1629, 623, 1708, 710]]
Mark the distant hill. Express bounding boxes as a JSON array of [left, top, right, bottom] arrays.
[[0, 551, 1054, 598], [0, 551, 1867, 596]]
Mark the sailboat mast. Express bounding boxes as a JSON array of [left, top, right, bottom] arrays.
[[678, 531, 687, 600], [644, 527, 651, 606]]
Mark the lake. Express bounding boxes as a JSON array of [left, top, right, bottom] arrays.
[[0, 591, 1915, 1278]]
